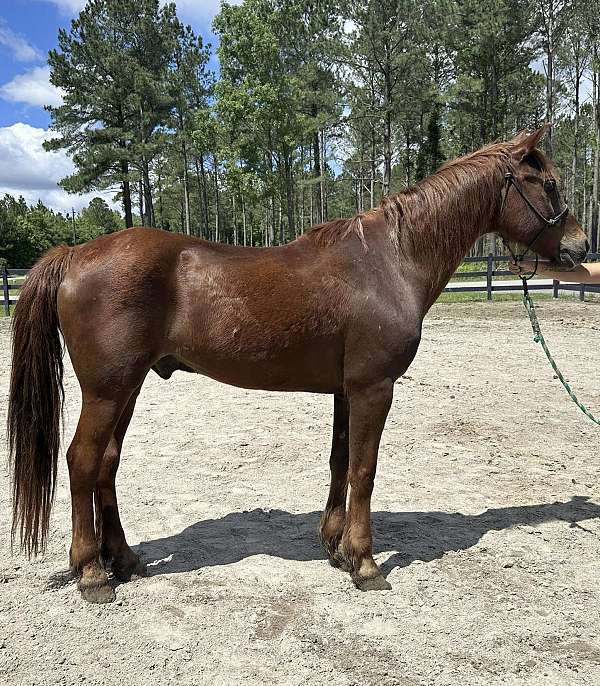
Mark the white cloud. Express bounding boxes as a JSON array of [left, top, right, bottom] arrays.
[[0, 19, 43, 62], [0, 66, 64, 108], [44, 0, 241, 23], [44, 0, 86, 13], [0, 123, 117, 213], [171, 0, 243, 23]]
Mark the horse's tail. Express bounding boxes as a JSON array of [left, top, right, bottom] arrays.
[[7, 245, 73, 556]]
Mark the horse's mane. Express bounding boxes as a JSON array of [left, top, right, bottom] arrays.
[[307, 140, 556, 265], [307, 216, 368, 250]]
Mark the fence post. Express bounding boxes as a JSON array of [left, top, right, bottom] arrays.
[[2, 265, 9, 317], [580, 283, 585, 302], [553, 279, 559, 299], [486, 253, 493, 301]]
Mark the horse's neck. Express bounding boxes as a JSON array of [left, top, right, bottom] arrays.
[[401, 169, 502, 304]]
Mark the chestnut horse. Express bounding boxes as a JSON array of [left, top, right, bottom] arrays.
[[8, 127, 588, 603]]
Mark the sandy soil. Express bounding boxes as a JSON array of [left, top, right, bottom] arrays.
[[1, 300, 600, 686]]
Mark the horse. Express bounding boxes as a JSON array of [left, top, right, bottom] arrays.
[[7, 126, 588, 603]]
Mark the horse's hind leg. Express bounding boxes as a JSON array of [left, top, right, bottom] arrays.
[[67, 394, 132, 603], [319, 394, 349, 567], [95, 384, 145, 581]]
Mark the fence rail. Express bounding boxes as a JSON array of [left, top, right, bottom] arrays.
[[3, 254, 600, 317], [446, 253, 600, 302]]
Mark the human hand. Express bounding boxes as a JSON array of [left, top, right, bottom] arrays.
[[508, 260, 537, 276]]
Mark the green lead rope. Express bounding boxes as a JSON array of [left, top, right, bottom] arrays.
[[521, 279, 600, 426]]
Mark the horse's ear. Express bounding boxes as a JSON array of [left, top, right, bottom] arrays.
[[511, 124, 550, 161]]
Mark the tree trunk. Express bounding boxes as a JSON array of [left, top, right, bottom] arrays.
[[572, 85, 579, 217], [142, 161, 154, 227], [582, 145, 588, 231], [310, 149, 315, 226], [269, 196, 276, 246], [300, 145, 305, 233], [370, 71, 377, 208], [592, 60, 600, 253], [197, 155, 210, 240], [213, 155, 220, 242], [284, 150, 295, 241], [182, 140, 191, 236], [117, 113, 133, 226], [120, 159, 133, 228], [157, 165, 164, 229], [312, 118, 323, 224], [320, 130, 327, 218], [242, 194, 247, 246], [382, 59, 393, 196], [571, 36, 582, 218], [404, 126, 411, 187], [545, 10, 555, 156], [193, 159, 204, 238], [138, 180, 144, 225]]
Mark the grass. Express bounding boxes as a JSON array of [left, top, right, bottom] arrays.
[[438, 291, 540, 304], [449, 259, 524, 282], [436, 291, 600, 304], [455, 261, 487, 273]]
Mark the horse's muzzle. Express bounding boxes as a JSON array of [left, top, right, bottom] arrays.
[[556, 237, 588, 271]]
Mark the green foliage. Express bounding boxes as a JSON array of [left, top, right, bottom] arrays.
[[9, 0, 600, 252], [45, 0, 211, 228], [75, 197, 123, 241], [0, 195, 122, 267]]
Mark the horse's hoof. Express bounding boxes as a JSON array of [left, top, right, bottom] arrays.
[[77, 563, 115, 603], [79, 582, 116, 604], [112, 556, 146, 582], [352, 573, 392, 592]]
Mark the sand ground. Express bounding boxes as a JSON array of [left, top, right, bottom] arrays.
[[1, 300, 600, 686]]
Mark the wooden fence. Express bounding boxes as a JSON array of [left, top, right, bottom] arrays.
[[2, 266, 29, 317], [3, 255, 600, 317], [447, 253, 600, 301]]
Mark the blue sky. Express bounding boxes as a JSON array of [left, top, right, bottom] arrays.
[[0, 0, 225, 212]]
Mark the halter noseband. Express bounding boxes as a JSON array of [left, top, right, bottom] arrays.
[[500, 171, 569, 279]]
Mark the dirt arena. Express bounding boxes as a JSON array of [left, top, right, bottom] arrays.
[[1, 300, 600, 686]]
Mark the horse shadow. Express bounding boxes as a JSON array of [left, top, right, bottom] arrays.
[[133, 495, 600, 580]]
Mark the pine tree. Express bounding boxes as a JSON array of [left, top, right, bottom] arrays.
[[45, 0, 180, 227]]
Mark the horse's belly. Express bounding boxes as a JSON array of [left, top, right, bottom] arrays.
[[171, 337, 344, 393]]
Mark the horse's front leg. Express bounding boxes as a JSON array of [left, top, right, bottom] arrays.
[[341, 379, 394, 591], [319, 394, 350, 567]]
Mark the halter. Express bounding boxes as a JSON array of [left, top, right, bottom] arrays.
[[499, 171, 569, 279]]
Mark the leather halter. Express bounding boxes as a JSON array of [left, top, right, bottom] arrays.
[[500, 171, 569, 278]]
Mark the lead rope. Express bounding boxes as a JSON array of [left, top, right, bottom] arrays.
[[521, 278, 600, 425]]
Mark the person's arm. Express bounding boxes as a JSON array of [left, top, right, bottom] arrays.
[[509, 261, 600, 284]]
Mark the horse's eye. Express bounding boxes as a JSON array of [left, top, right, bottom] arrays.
[[544, 179, 556, 193]]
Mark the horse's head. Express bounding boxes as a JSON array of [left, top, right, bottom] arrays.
[[497, 126, 588, 270]]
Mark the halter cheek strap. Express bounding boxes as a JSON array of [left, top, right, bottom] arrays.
[[499, 171, 569, 280]]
